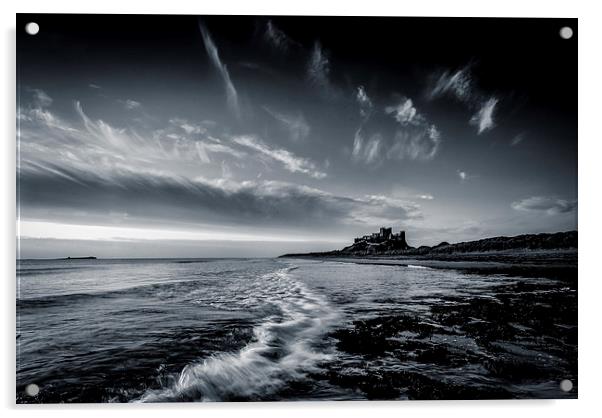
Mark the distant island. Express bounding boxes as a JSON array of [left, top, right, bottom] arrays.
[[280, 228, 577, 259], [59, 256, 98, 260]]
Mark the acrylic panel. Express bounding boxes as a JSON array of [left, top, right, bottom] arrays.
[[16, 14, 577, 403]]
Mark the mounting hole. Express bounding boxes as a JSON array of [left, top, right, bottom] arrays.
[[25, 383, 40, 397], [25, 22, 40, 35], [559, 26, 573, 40], [560, 379, 573, 392]]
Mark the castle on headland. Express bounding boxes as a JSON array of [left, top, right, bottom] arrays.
[[354, 227, 408, 246]]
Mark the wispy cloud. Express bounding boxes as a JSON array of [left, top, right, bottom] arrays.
[[88, 83, 102, 89], [169, 118, 209, 135], [194, 140, 247, 164], [155, 119, 246, 163], [263, 20, 298, 52], [387, 125, 441, 161], [356, 86, 373, 118], [232, 135, 326, 179], [511, 132, 525, 146], [429, 66, 474, 103], [199, 22, 241, 119], [470, 97, 498, 134], [263, 107, 311, 141], [352, 94, 441, 164], [19, 88, 327, 187], [307, 41, 336, 98], [31, 89, 53, 107], [19, 90, 245, 181], [122, 99, 141, 110], [352, 132, 382, 165], [385, 98, 442, 161], [352, 87, 380, 164], [457, 170, 469, 182], [18, 90, 76, 133], [385, 98, 425, 126], [428, 65, 500, 135], [511, 196, 577, 215]]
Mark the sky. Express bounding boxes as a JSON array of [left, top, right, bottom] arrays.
[[16, 14, 577, 258]]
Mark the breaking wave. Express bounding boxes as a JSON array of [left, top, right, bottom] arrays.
[[138, 266, 339, 402]]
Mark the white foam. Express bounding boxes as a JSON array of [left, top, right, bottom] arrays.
[[138, 267, 339, 402]]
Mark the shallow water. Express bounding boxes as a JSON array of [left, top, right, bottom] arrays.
[[16, 257, 577, 402]]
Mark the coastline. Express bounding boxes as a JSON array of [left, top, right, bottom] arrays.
[[281, 248, 578, 281]]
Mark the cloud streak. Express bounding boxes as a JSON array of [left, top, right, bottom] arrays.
[[352, 93, 442, 164], [470, 97, 498, 134], [32, 89, 53, 107], [428, 65, 500, 135], [19, 162, 420, 234], [199, 22, 241, 119], [263, 20, 298, 52], [511, 133, 525, 146], [122, 99, 141, 110], [356, 86, 373, 118], [233, 135, 326, 178], [429, 66, 474, 103], [19, 91, 326, 188], [21, 84, 449, 200], [307, 41, 337, 98], [511, 196, 577, 215], [263, 107, 311, 141]]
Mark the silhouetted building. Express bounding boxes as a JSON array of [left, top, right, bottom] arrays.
[[379, 227, 392, 240], [354, 227, 409, 248]]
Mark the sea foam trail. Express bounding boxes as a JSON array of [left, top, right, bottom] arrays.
[[138, 267, 339, 402]]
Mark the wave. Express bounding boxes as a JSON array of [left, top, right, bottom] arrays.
[[17, 266, 88, 276], [17, 268, 248, 309], [138, 266, 339, 402]]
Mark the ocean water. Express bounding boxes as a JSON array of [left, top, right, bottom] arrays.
[[16, 258, 577, 402]]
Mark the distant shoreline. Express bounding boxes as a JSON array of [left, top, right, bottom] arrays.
[[280, 231, 577, 259], [280, 249, 577, 281]]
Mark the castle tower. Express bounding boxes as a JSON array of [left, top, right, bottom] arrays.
[[379, 227, 392, 239], [399, 230, 409, 249]]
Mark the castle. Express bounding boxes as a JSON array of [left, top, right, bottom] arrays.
[[354, 227, 407, 245]]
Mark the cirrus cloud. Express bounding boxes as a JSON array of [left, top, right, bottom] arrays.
[[511, 196, 577, 215], [470, 97, 498, 134], [199, 21, 241, 119], [263, 20, 298, 52], [18, 90, 324, 184], [232, 135, 326, 179], [428, 65, 500, 135], [352, 94, 442, 164], [263, 107, 311, 142]]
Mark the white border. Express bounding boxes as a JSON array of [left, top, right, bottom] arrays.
[[2, 1, 601, 417]]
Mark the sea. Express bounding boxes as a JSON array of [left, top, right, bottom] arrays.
[[16, 257, 577, 403]]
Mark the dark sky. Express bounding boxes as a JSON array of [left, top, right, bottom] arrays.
[[16, 14, 577, 258]]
